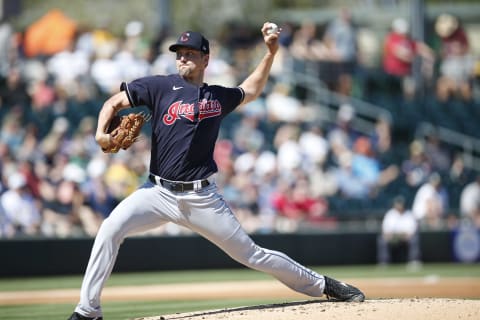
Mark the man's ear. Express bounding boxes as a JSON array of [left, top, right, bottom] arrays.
[[204, 54, 209, 68]]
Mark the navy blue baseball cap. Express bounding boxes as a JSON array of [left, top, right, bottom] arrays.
[[169, 31, 210, 54]]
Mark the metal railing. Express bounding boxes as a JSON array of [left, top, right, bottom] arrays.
[[281, 67, 391, 133], [283, 68, 480, 172], [415, 122, 480, 172]]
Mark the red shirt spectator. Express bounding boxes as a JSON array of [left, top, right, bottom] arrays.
[[383, 29, 417, 76], [272, 178, 328, 221], [383, 18, 434, 77], [435, 13, 474, 101], [436, 14, 469, 58]]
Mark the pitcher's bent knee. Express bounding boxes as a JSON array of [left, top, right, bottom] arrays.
[[95, 217, 127, 246]]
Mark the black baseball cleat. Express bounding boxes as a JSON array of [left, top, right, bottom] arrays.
[[324, 276, 365, 302], [67, 312, 103, 320]]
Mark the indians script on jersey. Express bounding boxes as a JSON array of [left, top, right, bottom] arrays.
[[163, 99, 222, 125]]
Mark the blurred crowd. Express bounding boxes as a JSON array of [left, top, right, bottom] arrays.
[[1, 8, 479, 239]]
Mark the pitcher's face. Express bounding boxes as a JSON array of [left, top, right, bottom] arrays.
[[175, 48, 208, 78]]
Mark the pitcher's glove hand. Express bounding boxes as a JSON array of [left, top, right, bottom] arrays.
[[102, 112, 150, 153]]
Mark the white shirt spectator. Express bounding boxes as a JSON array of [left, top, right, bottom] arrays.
[[378, 196, 421, 265], [411, 173, 447, 227], [382, 206, 417, 237], [150, 37, 178, 76], [324, 9, 357, 62], [254, 150, 277, 178], [265, 84, 302, 122], [234, 152, 256, 174], [460, 177, 480, 219], [113, 50, 150, 82], [0, 173, 41, 236], [0, 20, 13, 76], [276, 140, 303, 173], [47, 49, 90, 86], [151, 52, 177, 75], [0, 199, 13, 237], [90, 56, 123, 94], [299, 126, 329, 167], [205, 43, 236, 87]]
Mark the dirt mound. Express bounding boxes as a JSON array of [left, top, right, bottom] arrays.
[[138, 298, 480, 320]]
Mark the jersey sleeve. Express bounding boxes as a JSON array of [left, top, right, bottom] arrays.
[[119, 82, 136, 107], [220, 86, 245, 115], [120, 76, 161, 108]]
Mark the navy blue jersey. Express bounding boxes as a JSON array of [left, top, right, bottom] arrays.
[[121, 74, 244, 181]]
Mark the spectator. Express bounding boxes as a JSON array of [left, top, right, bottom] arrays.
[[272, 175, 329, 232], [265, 83, 303, 123], [448, 153, 472, 187], [460, 175, 480, 227], [382, 17, 435, 100], [0, 67, 31, 112], [104, 156, 141, 201], [254, 151, 279, 233], [213, 139, 234, 175], [332, 149, 370, 199], [321, 8, 358, 95], [377, 195, 421, 268], [41, 164, 86, 237], [435, 14, 475, 102], [288, 19, 323, 101], [41, 179, 80, 237], [74, 24, 96, 59], [371, 114, 394, 165], [412, 172, 449, 229], [423, 130, 451, 173], [273, 123, 303, 179], [114, 22, 150, 84], [0, 202, 9, 237], [0, 18, 14, 77], [205, 39, 236, 87], [309, 158, 339, 199], [401, 140, 432, 188], [0, 172, 41, 237], [289, 19, 319, 63], [150, 37, 178, 76], [231, 114, 265, 154], [79, 157, 118, 236], [46, 41, 90, 96], [327, 103, 361, 161], [226, 171, 261, 234], [17, 159, 42, 199], [0, 113, 25, 154], [123, 20, 150, 61], [352, 136, 399, 194], [90, 41, 122, 95], [351, 136, 381, 191], [298, 123, 330, 171]]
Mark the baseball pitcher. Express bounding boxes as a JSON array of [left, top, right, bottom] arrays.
[[68, 22, 364, 320]]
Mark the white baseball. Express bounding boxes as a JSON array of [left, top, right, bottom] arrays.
[[266, 22, 278, 35]]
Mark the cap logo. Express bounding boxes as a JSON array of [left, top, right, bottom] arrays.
[[180, 32, 190, 42]]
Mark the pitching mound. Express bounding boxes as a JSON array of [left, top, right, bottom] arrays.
[[138, 298, 480, 320]]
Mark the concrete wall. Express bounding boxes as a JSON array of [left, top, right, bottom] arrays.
[[0, 230, 454, 277]]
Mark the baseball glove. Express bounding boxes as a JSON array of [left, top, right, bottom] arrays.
[[102, 112, 151, 153]]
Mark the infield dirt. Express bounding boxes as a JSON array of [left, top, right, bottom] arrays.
[[141, 298, 480, 320], [134, 277, 480, 320], [2, 277, 479, 319]]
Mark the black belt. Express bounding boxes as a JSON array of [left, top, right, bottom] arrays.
[[149, 174, 210, 192]]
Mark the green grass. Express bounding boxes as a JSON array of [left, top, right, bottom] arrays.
[[316, 263, 480, 278], [0, 298, 289, 320], [1, 263, 478, 292], [0, 263, 478, 320], [0, 268, 272, 291]]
